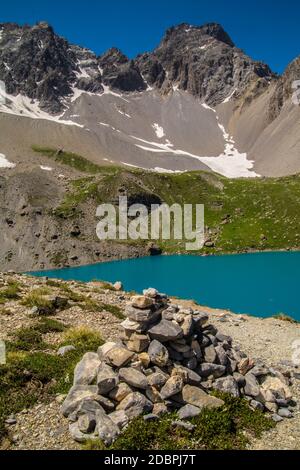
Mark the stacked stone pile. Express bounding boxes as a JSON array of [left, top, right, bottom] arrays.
[[62, 288, 296, 445]]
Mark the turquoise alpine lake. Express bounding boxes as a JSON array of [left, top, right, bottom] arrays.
[[31, 252, 300, 321]]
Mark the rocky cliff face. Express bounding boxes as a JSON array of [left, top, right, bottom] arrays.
[[137, 23, 275, 105], [269, 56, 300, 121], [0, 21, 276, 113]]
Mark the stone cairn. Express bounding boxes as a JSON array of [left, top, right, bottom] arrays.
[[62, 289, 295, 445]]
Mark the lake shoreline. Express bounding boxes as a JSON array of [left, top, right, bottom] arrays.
[[24, 245, 300, 274]]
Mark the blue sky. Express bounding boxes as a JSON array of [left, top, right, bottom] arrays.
[[1, 0, 299, 73]]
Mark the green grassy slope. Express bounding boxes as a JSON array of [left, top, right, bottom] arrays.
[[33, 147, 300, 255]]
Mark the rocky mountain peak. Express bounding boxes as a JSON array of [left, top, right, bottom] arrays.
[[0, 20, 277, 113]]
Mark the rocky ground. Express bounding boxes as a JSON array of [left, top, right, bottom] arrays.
[[0, 273, 300, 450]]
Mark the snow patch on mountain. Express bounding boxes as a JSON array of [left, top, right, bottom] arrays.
[[152, 123, 165, 138], [0, 153, 15, 169], [0, 88, 84, 128]]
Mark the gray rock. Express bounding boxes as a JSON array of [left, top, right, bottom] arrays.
[[125, 305, 154, 322], [233, 372, 246, 388], [68, 398, 104, 422], [69, 422, 96, 443], [61, 385, 99, 417], [244, 373, 261, 398], [131, 295, 154, 309], [172, 420, 195, 432], [148, 320, 183, 342], [95, 409, 120, 445], [73, 352, 101, 386], [119, 367, 148, 389], [181, 315, 194, 337], [143, 414, 159, 422], [183, 357, 198, 370], [109, 383, 132, 402], [57, 345, 76, 356], [148, 371, 168, 389], [278, 408, 293, 418], [97, 342, 119, 360], [216, 333, 232, 344], [126, 334, 150, 353], [193, 312, 209, 328], [109, 410, 129, 430], [197, 363, 226, 379], [146, 386, 162, 404], [117, 392, 153, 418], [272, 414, 284, 423], [143, 288, 159, 298], [182, 385, 225, 409], [180, 367, 202, 386], [251, 364, 270, 377], [96, 395, 115, 412], [78, 413, 96, 434], [160, 376, 184, 400], [97, 364, 119, 395], [215, 345, 229, 367], [250, 400, 264, 412], [105, 347, 135, 368], [148, 340, 169, 367], [178, 404, 202, 420], [213, 376, 240, 398], [153, 403, 168, 416], [204, 345, 217, 363]]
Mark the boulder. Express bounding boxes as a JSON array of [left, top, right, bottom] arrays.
[[143, 288, 159, 298], [238, 358, 255, 376], [95, 409, 120, 446], [109, 410, 129, 429], [148, 320, 183, 342], [73, 352, 101, 386], [105, 347, 135, 368], [181, 315, 194, 337], [213, 376, 240, 398], [117, 392, 153, 418], [98, 342, 118, 360], [146, 386, 163, 404], [69, 422, 97, 443], [204, 345, 217, 364], [127, 334, 150, 353], [182, 385, 225, 409], [68, 398, 105, 422], [97, 364, 119, 395], [160, 376, 184, 400], [113, 282, 123, 291], [244, 373, 262, 399], [178, 404, 202, 420], [260, 376, 292, 401], [78, 413, 96, 434], [153, 403, 168, 416], [197, 363, 226, 379], [148, 371, 168, 389], [125, 306, 154, 322], [148, 340, 169, 367], [109, 383, 132, 402], [62, 385, 100, 417], [119, 367, 148, 389], [131, 296, 154, 309]]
